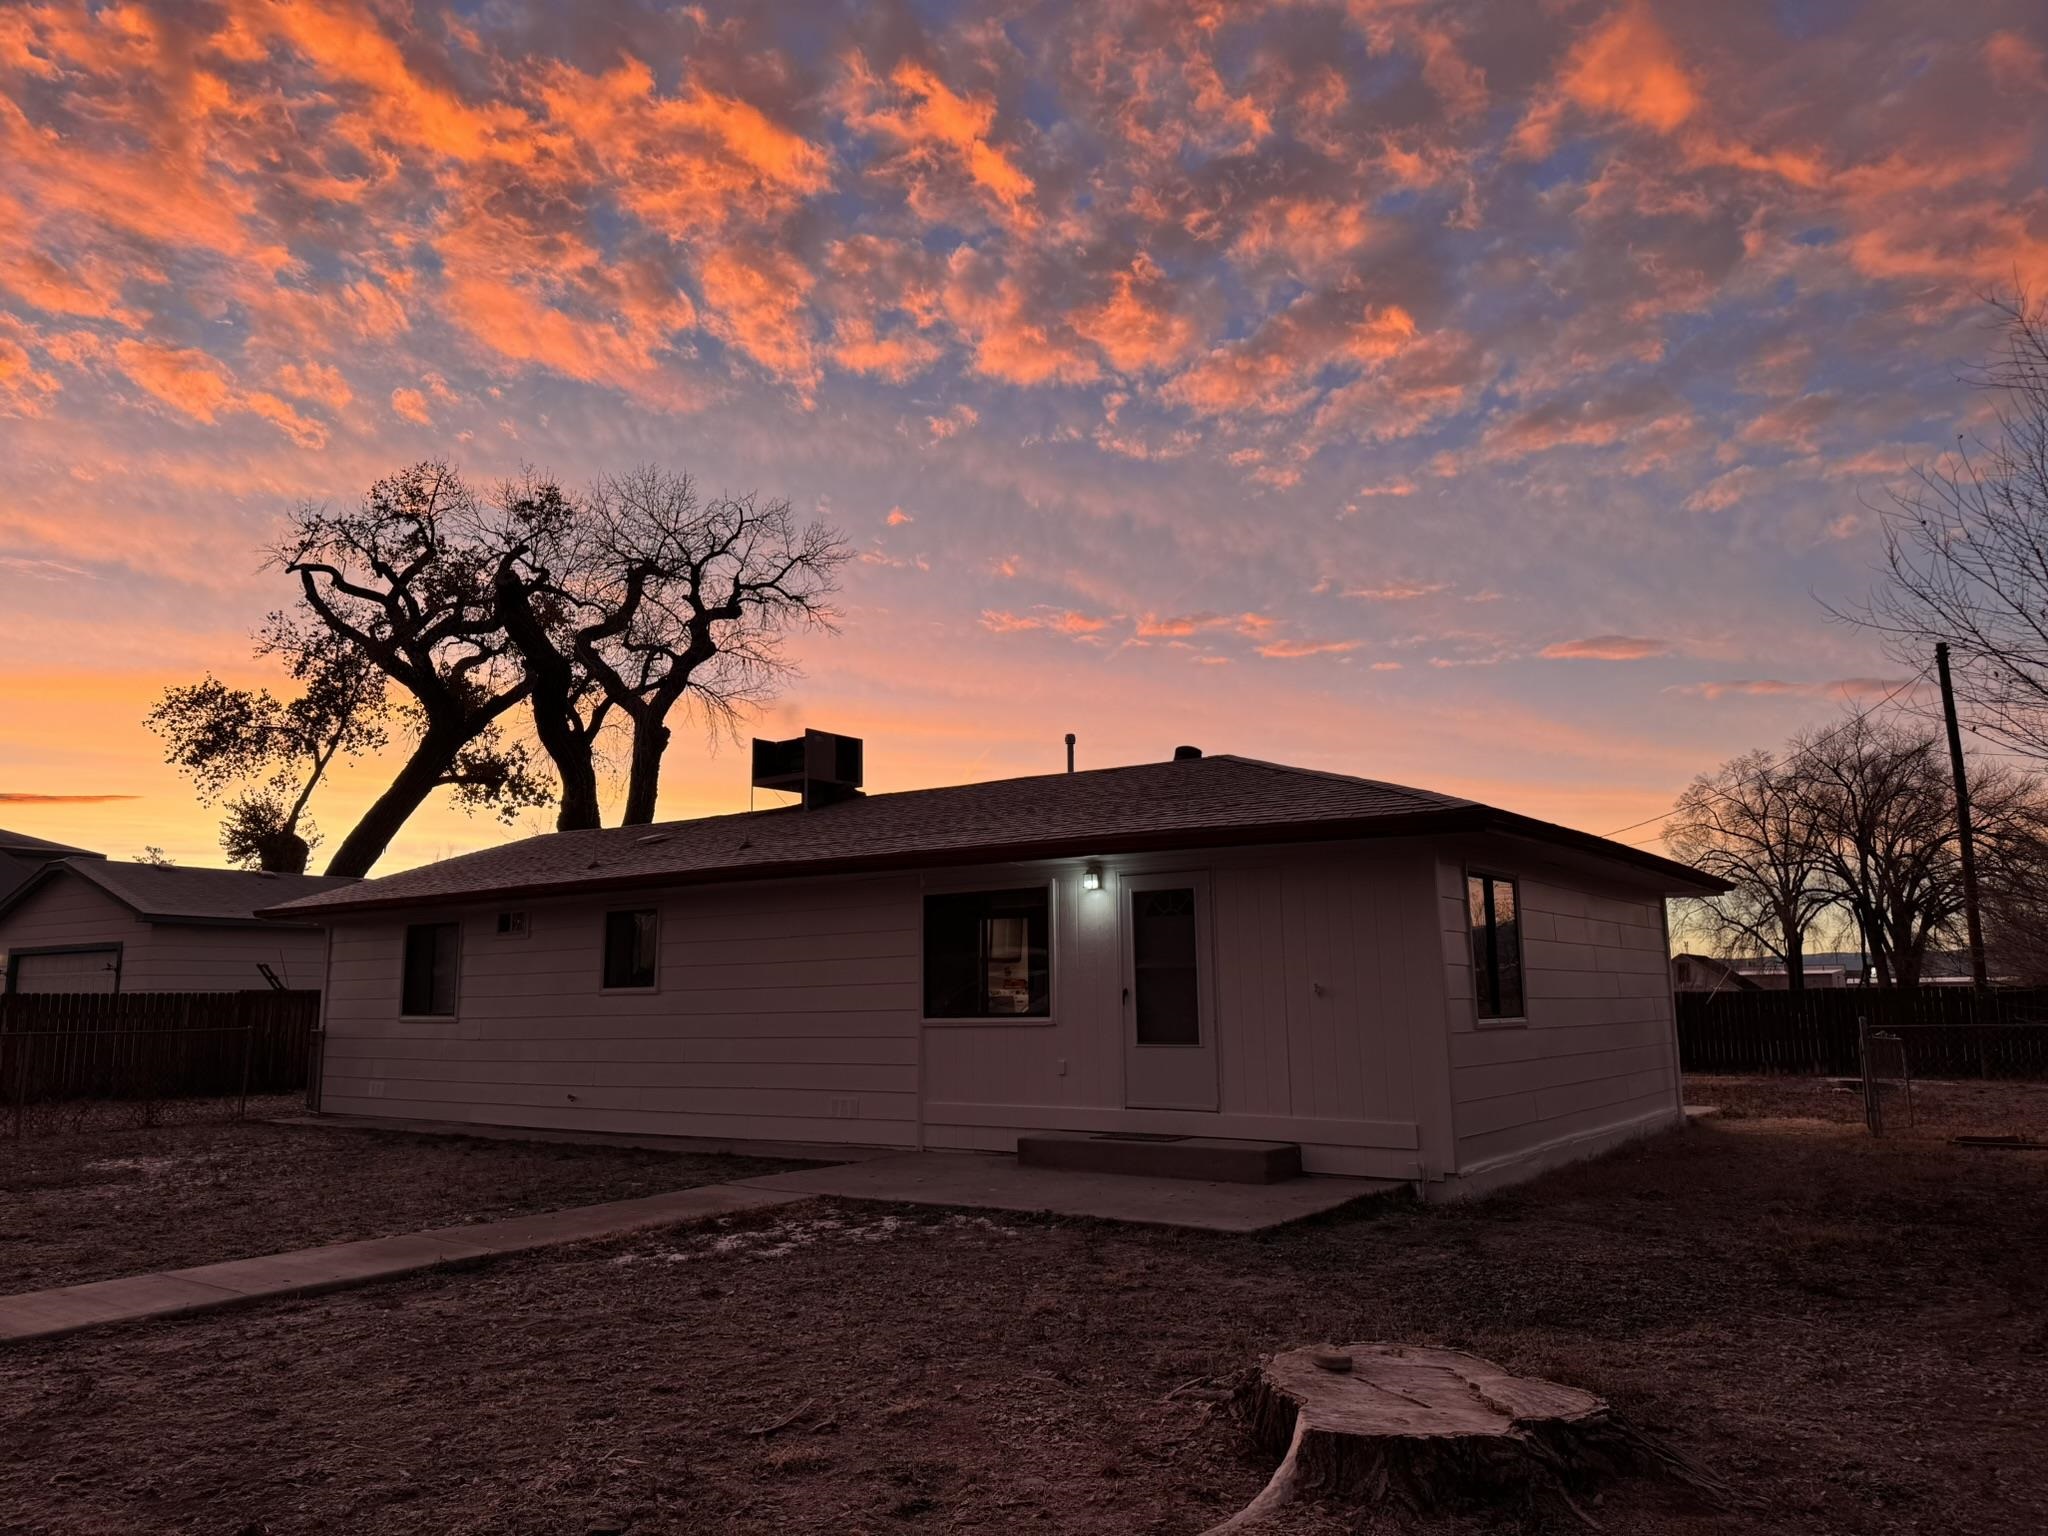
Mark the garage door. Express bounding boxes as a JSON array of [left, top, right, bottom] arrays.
[[10, 947, 120, 993]]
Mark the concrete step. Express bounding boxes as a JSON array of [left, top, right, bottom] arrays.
[[1016, 1132, 1304, 1184]]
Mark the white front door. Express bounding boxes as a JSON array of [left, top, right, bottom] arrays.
[[1121, 872, 1219, 1111]]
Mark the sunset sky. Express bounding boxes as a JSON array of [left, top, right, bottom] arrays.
[[3, 0, 2046, 873]]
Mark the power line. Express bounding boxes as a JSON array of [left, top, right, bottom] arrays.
[[1597, 670, 1930, 844]]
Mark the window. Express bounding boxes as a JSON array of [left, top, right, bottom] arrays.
[[401, 922, 461, 1016], [602, 908, 659, 990], [923, 887, 1050, 1018], [1467, 872, 1524, 1020], [495, 910, 528, 938]]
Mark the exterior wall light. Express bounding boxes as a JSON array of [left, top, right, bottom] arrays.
[[1082, 864, 1103, 891]]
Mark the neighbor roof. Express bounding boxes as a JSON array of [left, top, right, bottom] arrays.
[[266, 754, 1723, 920], [0, 858, 357, 929], [0, 828, 103, 860]]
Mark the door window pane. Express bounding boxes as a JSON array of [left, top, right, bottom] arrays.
[[1132, 886, 1201, 1045]]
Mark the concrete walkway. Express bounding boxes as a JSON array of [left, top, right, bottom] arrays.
[[731, 1151, 1404, 1233], [0, 1183, 802, 1345]]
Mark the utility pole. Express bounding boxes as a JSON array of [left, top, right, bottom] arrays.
[[1935, 642, 1989, 989]]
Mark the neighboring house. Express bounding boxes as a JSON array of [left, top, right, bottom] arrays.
[[1670, 953, 1761, 993], [269, 736, 1725, 1199], [0, 859, 356, 994], [0, 827, 103, 907]]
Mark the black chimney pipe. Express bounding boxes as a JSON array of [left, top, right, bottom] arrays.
[[1064, 733, 1076, 773]]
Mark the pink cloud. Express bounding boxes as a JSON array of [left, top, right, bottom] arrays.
[[1540, 635, 1671, 661]]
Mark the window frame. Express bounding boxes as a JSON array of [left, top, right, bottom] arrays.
[[600, 906, 662, 993], [919, 878, 1057, 1025], [398, 920, 463, 1020], [1464, 868, 1527, 1026]]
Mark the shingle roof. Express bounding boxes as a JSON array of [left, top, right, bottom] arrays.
[[265, 754, 1722, 919], [0, 858, 357, 928], [0, 827, 102, 859]]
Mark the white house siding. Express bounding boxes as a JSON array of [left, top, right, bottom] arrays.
[[918, 843, 1440, 1179], [1436, 840, 1684, 1195], [312, 840, 1444, 1178], [0, 873, 328, 993], [317, 875, 923, 1149]]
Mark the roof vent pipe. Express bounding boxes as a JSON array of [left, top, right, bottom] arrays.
[[1065, 733, 1076, 773], [1173, 744, 1203, 761]]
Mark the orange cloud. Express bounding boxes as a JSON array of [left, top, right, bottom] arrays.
[[1072, 255, 1197, 374], [845, 55, 1036, 226], [390, 386, 432, 424], [1541, 635, 1670, 661], [885, 507, 914, 526], [1257, 637, 1362, 659], [1561, 5, 1697, 134]]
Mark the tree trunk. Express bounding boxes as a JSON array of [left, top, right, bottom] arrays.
[[497, 571, 602, 832], [1783, 923, 1806, 991], [622, 715, 672, 826], [1203, 1343, 1731, 1532], [323, 717, 472, 877]]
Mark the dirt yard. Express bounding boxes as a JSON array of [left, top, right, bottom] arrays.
[[0, 1110, 807, 1291], [1692, 1070, 2048, 1141], [2, 1088, 2045, 1535]]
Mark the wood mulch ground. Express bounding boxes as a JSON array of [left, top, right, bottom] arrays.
[[3, 1080, 2045, 1534], [0, 1105, 806, 1292]]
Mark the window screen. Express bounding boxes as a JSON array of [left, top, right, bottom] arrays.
[[401, 922, 461, 1016], [1466, 873, 1525, 1020], [923, 887, 1051, 1018], [603, 908, 659, 989]]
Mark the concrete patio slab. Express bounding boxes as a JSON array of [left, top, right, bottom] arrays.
[[0, 1184, 805, 1345], [734, 1151, 1404, 1232]]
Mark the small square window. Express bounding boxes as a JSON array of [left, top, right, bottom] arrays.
[[923, 888, 1050, 1018], [1467, 873, 1525, 1021], [603, 909, 659, 990], [495, 910, 528, 937], [401, 922, 461, 1016]]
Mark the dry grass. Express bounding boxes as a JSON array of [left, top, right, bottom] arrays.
[[2, 1082, 2045, 1534], [0, 1114, 807, 1291]]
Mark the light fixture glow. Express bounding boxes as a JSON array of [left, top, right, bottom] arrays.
[[1082, 865, 1103, 891]]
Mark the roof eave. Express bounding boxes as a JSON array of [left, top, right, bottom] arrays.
[[264, 803, 1724, 919]]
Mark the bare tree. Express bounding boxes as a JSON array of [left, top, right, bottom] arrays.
[[490, 473, 614, 832], [1665, 751, 1835, 988], [146, 627, 386, 872], [566, 468, 849, 826], [1852, 293, 2048, 762], [277, 463, 551, 877], [1789, 713, 2045, 986]]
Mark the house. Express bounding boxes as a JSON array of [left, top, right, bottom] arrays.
[[268, 736, 1725, 1199], [1670, 952, 1760, 993], [0, 859, 356, 994], [0, 827, 102, 906]]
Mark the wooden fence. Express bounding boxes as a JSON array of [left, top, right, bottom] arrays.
[[0, 990, 322, 1108], [1676, 986, 2048, 1077]]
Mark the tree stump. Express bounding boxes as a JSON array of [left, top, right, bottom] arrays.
[[1202, 1343, 1724, 1532]]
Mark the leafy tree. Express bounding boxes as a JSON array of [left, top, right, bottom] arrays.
[[146, 628, 386, 872]]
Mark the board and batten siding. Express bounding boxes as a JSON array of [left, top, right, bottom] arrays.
[[887, 842, 1440, 1180], [318, 875, 923, 1148], [0, 871, 327, 993], [1436, 842, 1683, 1194]]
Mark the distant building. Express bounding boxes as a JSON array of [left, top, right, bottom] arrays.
[[1670, 953, 1760, 993], [0, 858, 355, 994], [0, 827, 103, 906]]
